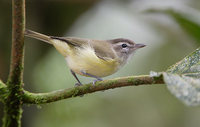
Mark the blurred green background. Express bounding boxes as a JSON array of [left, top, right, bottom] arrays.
[[0, 0, 200, 127]]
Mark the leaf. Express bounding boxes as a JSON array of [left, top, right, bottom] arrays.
[[163, 47, 200, 106], [163, 73, 200, 106], [146, 9, 200, 44], [166, 10, 200, 43], [167, 47, 200, 77]]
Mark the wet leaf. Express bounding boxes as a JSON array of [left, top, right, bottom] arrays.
[[167, 48, 200, 76], [163, 73, 200, 106], [163, 47, 200, 106], [167, 48, 200, 78]]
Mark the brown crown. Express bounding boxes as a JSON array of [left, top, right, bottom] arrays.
[[109, 38, 135, 45]]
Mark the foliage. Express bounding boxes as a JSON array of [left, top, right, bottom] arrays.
[[147, 9, 200, 44], [164, 48, 200, 106]]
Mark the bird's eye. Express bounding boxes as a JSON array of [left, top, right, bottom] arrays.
[[121, 43, 127, 48]]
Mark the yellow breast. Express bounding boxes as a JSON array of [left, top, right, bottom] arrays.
[[66, 46, 119, 77]]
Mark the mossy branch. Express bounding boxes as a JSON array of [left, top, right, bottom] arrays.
[[22, 75, 164, 104], [2, 0, 25, 126], [0, 80, 8, 102]]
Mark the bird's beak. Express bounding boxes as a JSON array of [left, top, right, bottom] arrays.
[[134, 44, 146, 49]]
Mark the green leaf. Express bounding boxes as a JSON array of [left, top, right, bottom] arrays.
[[163, 73, 200, 106], [166, 10, 200, 43], [146, 9, 200, 44], [167, 47, 200, 77], [162, 47, 200, 106]]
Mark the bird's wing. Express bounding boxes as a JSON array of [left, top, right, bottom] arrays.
[[51, 37, 117, 60], [50, 37, 89, 47], [89, 40, 117, 60]]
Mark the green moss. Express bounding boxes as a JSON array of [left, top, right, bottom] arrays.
[[0, 81, 9, 103], [18, 65, 24, 71], [127, 78, 134, 83], [72, 87, 80, 97], [103, 80, 117, 88], [2, 81, 23, 127]]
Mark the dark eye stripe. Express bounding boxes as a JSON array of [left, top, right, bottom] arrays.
[[122, 44, 127, 48]]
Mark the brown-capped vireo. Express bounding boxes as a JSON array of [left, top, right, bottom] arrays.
[[25, 29, 146, 85]]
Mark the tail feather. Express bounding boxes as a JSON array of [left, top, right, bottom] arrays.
[[25, 29, 52, 44]]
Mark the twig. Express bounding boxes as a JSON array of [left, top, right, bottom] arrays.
[[22, 75, 164, 104]]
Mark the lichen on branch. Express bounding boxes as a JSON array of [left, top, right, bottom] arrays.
[[22, 75, 164, 104], [2, 0, 25, 126]]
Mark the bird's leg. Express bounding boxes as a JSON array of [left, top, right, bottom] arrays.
[[81, 70, 103, 85], [70, 70, 82, 86]]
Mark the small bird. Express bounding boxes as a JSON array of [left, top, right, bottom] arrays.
[[25, 29, 146, 85]]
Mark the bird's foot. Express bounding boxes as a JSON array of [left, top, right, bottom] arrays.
[[80, 70, 103, 85], [74, 82, 84, 97], [92, 78, 103, 85], [75, 82, 82, 87]]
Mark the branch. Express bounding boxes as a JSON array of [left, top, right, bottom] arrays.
[[8, 0, 25, 84], [22, 75, 164, 104], [3, 0, 25, 126]]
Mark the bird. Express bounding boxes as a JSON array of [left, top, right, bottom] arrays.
[[25, 29, 146, 86]]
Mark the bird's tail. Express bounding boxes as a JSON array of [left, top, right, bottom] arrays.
[[25, 29, 52, 44]]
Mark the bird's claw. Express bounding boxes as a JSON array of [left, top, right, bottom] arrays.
[[75, 82, 82, 87], [92, 78, 103, 85]]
